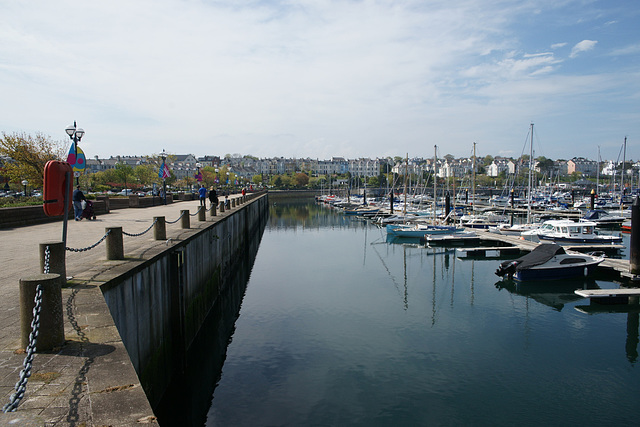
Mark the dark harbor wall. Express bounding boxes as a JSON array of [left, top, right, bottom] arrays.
[[99, 194, 269, 409]]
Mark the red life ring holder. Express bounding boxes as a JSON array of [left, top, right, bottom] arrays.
[[43, 160, 73, 216]]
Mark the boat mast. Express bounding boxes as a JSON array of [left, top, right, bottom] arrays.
[[596, 145, 600, 198], [403, 153, 408, 216], [621, 136, 627, 206], [527, 123, 534, 224], [472, 142, 476, 215], [433, 145, 437, 223]]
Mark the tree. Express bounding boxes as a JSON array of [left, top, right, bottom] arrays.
[[114, 163, 134, 191], [0, 132, 66, 187], [294, 172, 310, 187]]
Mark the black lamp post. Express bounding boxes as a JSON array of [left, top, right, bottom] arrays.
[[21, 180, 28, 197], [65, 121, 85, 185], [161, 149, 167, 205]]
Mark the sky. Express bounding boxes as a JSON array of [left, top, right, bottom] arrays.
[[1, 0, 639, 163]]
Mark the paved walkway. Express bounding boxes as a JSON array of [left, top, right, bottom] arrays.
[[0, 197, 244, 425]]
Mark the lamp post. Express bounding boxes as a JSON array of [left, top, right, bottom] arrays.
[[65, 122, 85, 186], [21, 180, 28, 197], [161, 149, 167, 205], [195, 162, 202, 190]]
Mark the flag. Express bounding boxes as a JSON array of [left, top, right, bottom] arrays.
[[159, 161, 170, 179], [66, 144, 86, 172]]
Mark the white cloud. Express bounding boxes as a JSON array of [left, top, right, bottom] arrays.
[[0, 1, 637, 161], [570, 40, 597, 58]]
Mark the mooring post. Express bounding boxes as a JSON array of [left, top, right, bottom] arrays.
[[389, 191, 394, 215], [154, 216, 166, 240], [106, 226, 124, 260], [445, 192, 450, 223], [631, 196, 639, 274], [180, 210, 190, 229], [590, 189, 596, 210], [510, 188, 515, 226], [232, 198, 236, 208], [19, 273, 65, 351], [198, 206, 206, 222], [219, 201, 225, 213], [210, 203, 217, 217]]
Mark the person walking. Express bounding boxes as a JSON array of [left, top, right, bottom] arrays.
[[208, 186, 218, 209], [72, 185, 86, 221], [198, 184, 207, 207]]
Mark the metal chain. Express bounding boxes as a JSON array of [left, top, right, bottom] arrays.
[[43, 245, 50, 274], [122, 218, 158, 237], [166, 210, 186, 224], [3, 284, 43, 412], [66, 229, 112, 252]]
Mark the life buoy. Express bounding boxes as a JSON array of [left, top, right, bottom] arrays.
[[43, 160, 73, 216]]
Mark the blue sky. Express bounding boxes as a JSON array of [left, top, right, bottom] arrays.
[[1, 0, 638, 162]]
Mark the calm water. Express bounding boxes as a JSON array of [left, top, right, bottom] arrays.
[[204, 201, 638, 427]]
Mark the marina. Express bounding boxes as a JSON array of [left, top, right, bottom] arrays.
[[200, 198, 639, 426]]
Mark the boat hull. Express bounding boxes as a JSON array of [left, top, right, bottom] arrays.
[[514, 262, 600, 281], [537, 235, 622, 245]]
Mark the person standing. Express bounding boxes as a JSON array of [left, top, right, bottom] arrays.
[[208, 186, 218, 209], [72, 185, 86, 221], [198, 184, 207, 207]]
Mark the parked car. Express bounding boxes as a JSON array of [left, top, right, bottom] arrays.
[[117, 189, 134, 196]]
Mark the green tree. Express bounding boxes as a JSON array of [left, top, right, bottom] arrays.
[[114, 163, 134, 191], [0, 132, 66, 187]]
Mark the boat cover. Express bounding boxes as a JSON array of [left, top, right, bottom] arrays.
[[498, 243, 565, 273], [582, 209, 606, 220]]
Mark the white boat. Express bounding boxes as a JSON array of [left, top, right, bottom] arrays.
[[522, 219, 622, 245], [489, 222, 542, 236], [495, 243, 605, 281], [386, 223, 464, 237]]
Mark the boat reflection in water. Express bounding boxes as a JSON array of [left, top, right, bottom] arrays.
[[495, 278, 600, 312]]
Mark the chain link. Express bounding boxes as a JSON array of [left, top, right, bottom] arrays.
[[66, 229, 112, 252], [44, 245, 50, 274], [3, 284, 43, 412], [166, 210, 186, 224], [122, 218, 158, 237]]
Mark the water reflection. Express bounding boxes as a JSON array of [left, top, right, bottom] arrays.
[[202, 201, 639, 426], [494, 278, 599, 311]]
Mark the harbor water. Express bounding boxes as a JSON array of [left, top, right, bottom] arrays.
[[179, 200, 638, 426]]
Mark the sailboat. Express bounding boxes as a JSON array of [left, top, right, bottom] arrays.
[[490, 124, 542, 235], [386, 148, 467, 238]]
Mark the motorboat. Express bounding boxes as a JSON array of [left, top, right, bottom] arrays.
[[495, 243, 605, 281], [386, 223, 463, 237], [580, 209, 625, 227], [522, 219, 622, 245], [489, 222, 542, 236]]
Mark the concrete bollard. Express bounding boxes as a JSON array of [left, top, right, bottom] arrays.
[[180, 210, 190, 229], [232, 198, 236, 208], [210, 204, 217, 217], [106, 227, 124, 260], [20, 273, 65, 351], [154, 216, 166, 240], [198, 206, 206, 221], [219, 201, 225, 213], [39, 241, 66, 284]]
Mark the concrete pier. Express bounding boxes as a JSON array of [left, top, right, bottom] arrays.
[[0, 192, 266, 424]]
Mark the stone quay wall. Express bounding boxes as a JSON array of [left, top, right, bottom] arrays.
[[99, 192, 269, 408]]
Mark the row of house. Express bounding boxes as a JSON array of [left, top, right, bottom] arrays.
[[83, 154, 638, 181]]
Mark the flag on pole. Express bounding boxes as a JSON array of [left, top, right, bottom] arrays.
[[159, 161, 170, 179]]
